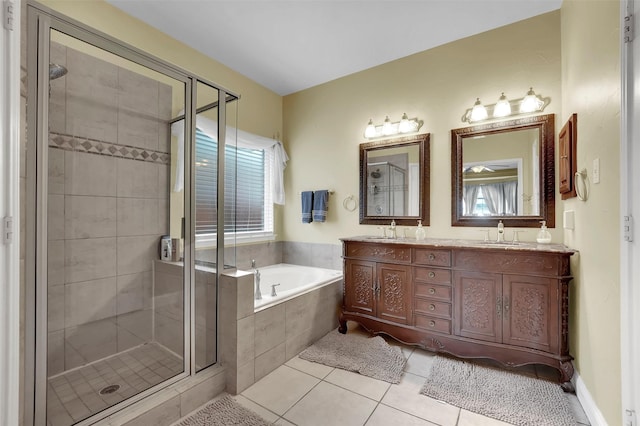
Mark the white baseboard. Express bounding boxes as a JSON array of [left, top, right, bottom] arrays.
[[572, 364, 609, 426]]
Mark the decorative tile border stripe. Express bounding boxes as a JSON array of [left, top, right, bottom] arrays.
[[49, 132, 171, 165]]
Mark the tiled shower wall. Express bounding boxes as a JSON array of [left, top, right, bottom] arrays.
[[45, 41, 172, 376]]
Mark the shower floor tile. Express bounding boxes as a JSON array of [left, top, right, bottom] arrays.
[[47, 342, 183, 426]]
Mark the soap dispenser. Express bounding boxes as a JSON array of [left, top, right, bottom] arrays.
[[536, 221, 552, 244], [415, 220, 426, 241]]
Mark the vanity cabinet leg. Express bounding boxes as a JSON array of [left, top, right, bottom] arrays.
[[338, 318, 348, 334], [559, 360, 575, 393]]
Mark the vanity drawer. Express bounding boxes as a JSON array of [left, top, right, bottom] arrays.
[[415, 299, 451, 318], [414, 248, 451, 267], [413, 267, 451, 285], [415, 315, 451, 334], [344, 242, 411, 263], [414, 282, 452, 301]]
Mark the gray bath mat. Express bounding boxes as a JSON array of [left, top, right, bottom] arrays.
[[175, 394, 270, 426], [299, 329, 406, 383], [420, 356, 576, 426]]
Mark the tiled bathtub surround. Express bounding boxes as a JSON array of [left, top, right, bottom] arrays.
[[199, 240, 342, 272], [219, 270, 343, 394], [46, 40, 173, 386]]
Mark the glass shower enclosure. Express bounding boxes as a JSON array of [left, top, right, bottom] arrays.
[[25, 3, 238, 424]]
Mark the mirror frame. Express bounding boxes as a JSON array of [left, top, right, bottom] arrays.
[[359, 134, 430, 226], [451, 114, 555, 228]]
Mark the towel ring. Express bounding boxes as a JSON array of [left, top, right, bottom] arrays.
[[343, 195, 357, 212], [575, 169, 587, 201]]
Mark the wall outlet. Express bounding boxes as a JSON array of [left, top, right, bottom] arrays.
[[563, 210, 575, 230], [593, 158, 600, 184]]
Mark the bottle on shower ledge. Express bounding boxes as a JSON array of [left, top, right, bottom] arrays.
[[415, 220, 426, 241]]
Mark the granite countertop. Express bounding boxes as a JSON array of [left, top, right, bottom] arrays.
[[340, 236, 577, 254]]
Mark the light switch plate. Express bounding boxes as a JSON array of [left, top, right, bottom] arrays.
[[593, 158, 600, 184], [563, 210, 575, 230]]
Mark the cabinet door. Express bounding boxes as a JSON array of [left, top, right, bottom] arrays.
[[453, 271, 502, 343], [377, 263, 412, 325], [344, 260, 376, 316], [503, 275, 557, 352]]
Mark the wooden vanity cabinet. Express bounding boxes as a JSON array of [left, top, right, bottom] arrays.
[[339, 238, 575, 388], [342, 244, 412, 326]]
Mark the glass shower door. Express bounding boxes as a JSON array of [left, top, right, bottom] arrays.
[[41, 27, 186, 425]]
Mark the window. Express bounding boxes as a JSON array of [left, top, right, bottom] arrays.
[[195, 129, 274, 244]]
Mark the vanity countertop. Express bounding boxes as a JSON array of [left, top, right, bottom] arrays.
[[341, 236, 577, 254]]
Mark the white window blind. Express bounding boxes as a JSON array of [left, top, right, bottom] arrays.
[[195, 129, 274, 239]]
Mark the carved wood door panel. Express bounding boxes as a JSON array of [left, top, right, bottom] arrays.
[[454, 271, 502, 343], [502, 275, 557, 352], [377, 263, 411, 325], [344, 260, 376, 316]]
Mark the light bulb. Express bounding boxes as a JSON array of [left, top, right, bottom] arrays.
[[398, 113, 412, 133], [364, 119, 377, 138], [382, 116, 393, 135], [470, 98, 488, 122], [520, 87, 541, 113], [493, 93, 511, 118]]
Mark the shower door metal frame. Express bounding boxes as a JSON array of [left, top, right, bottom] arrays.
[[25, 2, 239, 425]]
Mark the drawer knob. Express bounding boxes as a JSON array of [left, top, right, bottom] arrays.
[[428, 288, 435, 295], [428, 271, 435, 278], [429, 304, 436, 311], [428, 253, 436, 261], [429, 320, 436, 327]]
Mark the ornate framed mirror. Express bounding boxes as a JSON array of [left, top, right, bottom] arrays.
[[451, 114, 555, 227], [359, 134, 430, 226]]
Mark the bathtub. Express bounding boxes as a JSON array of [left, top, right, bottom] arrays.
[[253, 263, 343, 311]]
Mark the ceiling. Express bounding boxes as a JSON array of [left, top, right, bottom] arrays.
[[106, 0, 562, 96]]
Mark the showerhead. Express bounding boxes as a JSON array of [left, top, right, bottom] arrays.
[[49, 63, 68, 80]]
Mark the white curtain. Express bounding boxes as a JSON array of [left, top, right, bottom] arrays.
[[502, 181, 518, 215], [481, 182, 518, 215], [463, 184, 480, 215], [171, 115, 289, 205]]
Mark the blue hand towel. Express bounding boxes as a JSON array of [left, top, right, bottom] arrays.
[[301, 191, 313, 223], [312, 190, 329, 222]]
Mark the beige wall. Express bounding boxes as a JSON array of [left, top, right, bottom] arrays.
[[282, 11, 562, 244], [561, 0, 621, 424]]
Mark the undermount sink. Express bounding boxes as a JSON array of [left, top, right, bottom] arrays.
[[363, 236, 396, 240]]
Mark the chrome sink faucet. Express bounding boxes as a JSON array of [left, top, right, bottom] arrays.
[[388, 220, 397, 239], [496, 220, 505, 243]]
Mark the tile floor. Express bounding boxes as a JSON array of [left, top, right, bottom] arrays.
[[183, 325, 590, 426], [47, 342, 183, 426]]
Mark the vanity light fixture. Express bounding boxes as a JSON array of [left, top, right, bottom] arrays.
[[470, 98, 488, 122], [364, 119, 376, 138], [462, 87, 550, 123], [520, 87, 545, 113], [382, 116, 394, 135], [493, 93, 511, 118], [363, 113, 423, 139]]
